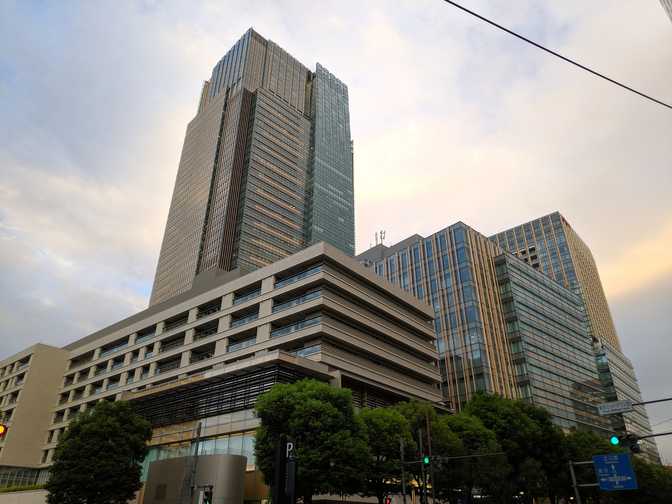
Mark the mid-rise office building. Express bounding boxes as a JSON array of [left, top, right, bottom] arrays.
[[10, 243, 439, 500], [494, 253, 610, 433], [492, 212, 659, 459], [0, 345, 68, 468], [358, 223, 519, 410], [358, 220, 651, 440], [594, 340, 659, 462], [150, 29, 354, 306], [490, 211, 621, 351]]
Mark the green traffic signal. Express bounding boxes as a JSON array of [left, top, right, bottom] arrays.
[[423, 455, 430, 465], [610, 435, 620, 446]]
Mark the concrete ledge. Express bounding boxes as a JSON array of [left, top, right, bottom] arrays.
[[0, 489, 47, 504]]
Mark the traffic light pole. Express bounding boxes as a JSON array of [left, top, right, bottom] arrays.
[[418, 429, 427, 504], [568, 460, 599, 504], [638, 430, 672, 440], [425, 413, 435, 503], [399, 437, 407, 504]]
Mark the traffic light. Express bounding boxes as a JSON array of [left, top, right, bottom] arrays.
[[0, 424, 7, 438], [622, 434, 642, 454], [422, 455, 430, 465], [610, 433, 641, 453]]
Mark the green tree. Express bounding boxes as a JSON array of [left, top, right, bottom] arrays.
[[254, 379, 369, 503], [359, 408, 415, 504], [556, 430, 619, 503], [46, 401, 152, 504], [429, 413, 464, 500], [623, 458, 672, 503], [437, 414, 509, 504], [464, 393, 565, 503], [394, 400, 437, 437], [393, 400, 439, 499]]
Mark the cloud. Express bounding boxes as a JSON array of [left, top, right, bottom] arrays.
[[600, 218, 672, 297], [1, 0, 671, 461], [612, 273, 672, 464]]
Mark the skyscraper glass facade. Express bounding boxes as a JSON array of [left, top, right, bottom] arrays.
[[493, 212, 659, 460], [305, 64, 355, 256], [495, 253, 610, 432], [358, 223, 518, 410], [150, 29, 354, 306], [233, 89, 311, 272], [358, 220, 646, 439], [490, 211, 621, 351], [595, 340, 659, 462]]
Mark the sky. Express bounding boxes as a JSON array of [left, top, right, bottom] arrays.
[[1, 0, 671, 460]]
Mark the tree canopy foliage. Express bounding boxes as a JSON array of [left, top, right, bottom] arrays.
[[46, 401, 152, 504], [359, 407, 415, 504], [254, 379, 368, 503], [254, 383, 672, 504]]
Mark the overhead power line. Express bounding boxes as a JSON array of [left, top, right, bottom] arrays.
[[441, 0, 672, 110], [651, 416, 672, 428]]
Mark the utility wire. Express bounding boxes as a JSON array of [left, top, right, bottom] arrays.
[[651, 416, 672, 428], [441, 0, 672, 110]]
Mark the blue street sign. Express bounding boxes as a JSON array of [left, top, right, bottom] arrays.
[[592, 453, 638, 491]]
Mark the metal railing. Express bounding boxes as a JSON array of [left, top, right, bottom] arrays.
[[194, 326, 218, 341], [197, 304, 220, 319], [227, 337, 256, 353], [164, 318, 188, 332], [272, 289, 321, 313], [160, 339, 184, 353], [274, 265, 322, 289], [156, 361, 180, 374], [100, 343, 127, 358], [230, 313, 258, 329], [190, 353, 213, 364], [136, 333, 156, 345], [291, 345, 321, 358], [271, 316, 322, 339], [233, 289, 261, 306]]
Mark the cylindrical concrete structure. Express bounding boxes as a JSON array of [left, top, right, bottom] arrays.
[[143, 454, 247, 504]]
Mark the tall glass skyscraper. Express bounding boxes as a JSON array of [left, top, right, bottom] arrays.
[[150, 29, 354, 306], [490, 212, 621, 351], [492, 212, 659, 461]]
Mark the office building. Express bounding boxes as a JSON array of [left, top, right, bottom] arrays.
[[358, 223, 519, 411], [492, 212, 659, 459], [150, 29, 354, 306], [490, 212, 621, 351], [595, 340, 659, 462], [0, 345, 68, 468], [358, 220, 649, 439], [494, 253, 610, 433], [661, 0, 672, 23], [20, 243, 440, 500]]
